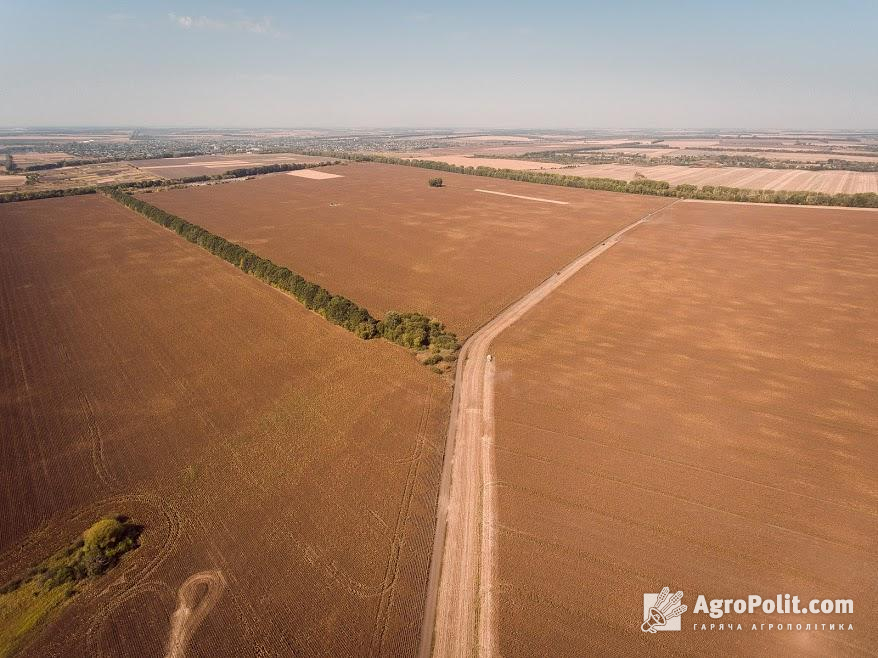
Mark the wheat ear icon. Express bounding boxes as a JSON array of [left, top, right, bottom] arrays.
[[641, 587, 687, 633]]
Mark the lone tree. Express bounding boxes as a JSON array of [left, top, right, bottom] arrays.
[[428, 177, 443, 187]]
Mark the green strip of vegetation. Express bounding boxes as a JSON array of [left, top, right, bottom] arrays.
[[0, 517, 141, 658], [104, 189, 459, 359], [307, 152, 878, 208]]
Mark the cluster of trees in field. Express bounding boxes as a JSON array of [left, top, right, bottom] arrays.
[[323, 153, 878, 208], [4, 154, 16, 172], [379, 312, 458, 350], [0, 517, 140, 595], [105, 188, 459, 355]]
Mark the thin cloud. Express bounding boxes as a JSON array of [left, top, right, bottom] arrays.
[[168, 13, 275, 34]]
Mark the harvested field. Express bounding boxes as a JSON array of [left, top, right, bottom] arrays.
[[545, 164, 878, 194], [129, 153, 330, 178], [0, 176, 26, 190], [0, 195, 449, 657], [491, 200, 878, 655], [20, 162, 158, 192], [5, 152, 73, 167], [139, 162, 669, 337], [604, 147, 878, 163]]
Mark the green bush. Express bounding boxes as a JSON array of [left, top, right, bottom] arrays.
[[428, 177, 443, 187], [82, 518, 126, 551]]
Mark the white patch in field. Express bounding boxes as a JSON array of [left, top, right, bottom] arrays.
[[286, 169, 343, 180]]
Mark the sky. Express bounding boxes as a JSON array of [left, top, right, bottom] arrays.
[[1, 0, 876, 129]]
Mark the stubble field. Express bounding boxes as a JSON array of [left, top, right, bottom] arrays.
[[139, 162, 669, 337], [0, 195, 449, 657], [490, 200, 877, 656]]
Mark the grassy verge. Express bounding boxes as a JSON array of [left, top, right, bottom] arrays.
[[0, 517, 142, 657]]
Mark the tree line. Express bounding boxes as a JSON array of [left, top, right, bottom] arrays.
[[304, 152, 878, 208], [104, 188, 459, 356], [0, 186, 98, 203]]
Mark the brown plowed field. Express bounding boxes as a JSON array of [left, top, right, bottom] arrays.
[[0, 195, 449, 657], [129, 153, 330, 178], [139, 162, 669, 336], [491, 200, 878, 655]]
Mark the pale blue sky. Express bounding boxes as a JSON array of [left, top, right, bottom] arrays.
[[1, 1, 875, 128]]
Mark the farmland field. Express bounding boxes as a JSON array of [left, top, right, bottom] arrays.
[[5, 152, 73, 167], [128, 153, 330, 178], [0, 176, 26, 190], [408, 156, 878, 194], [0, 194, 449, 656], [7, 162, 159, 192], [139, 162, 670, 336], [529, 163, 878, 194], [490, 200, 877, 655]]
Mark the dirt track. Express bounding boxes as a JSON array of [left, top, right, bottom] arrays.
[[420, 200, 677, 657], [164, 570, 226, 658]]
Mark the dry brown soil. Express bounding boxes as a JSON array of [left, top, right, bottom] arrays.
[[0, 195, 449, 657], [139, 162, 668, 337], [490, 200, 878, 656]]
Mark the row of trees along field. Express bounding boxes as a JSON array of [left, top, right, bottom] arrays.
[[104, 188, 459, 356], [0, 186, 98, 203], [312, 153, 878, 208]]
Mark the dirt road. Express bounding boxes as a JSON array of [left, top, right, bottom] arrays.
[[164, 570, 226, 658], [419, 199, 678, 657]]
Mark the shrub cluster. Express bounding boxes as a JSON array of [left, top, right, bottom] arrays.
[[305, 152, 878, 209], [378, 312, 458, 351], [0, 516, 141, 595], [105, 189, 459, 354]]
